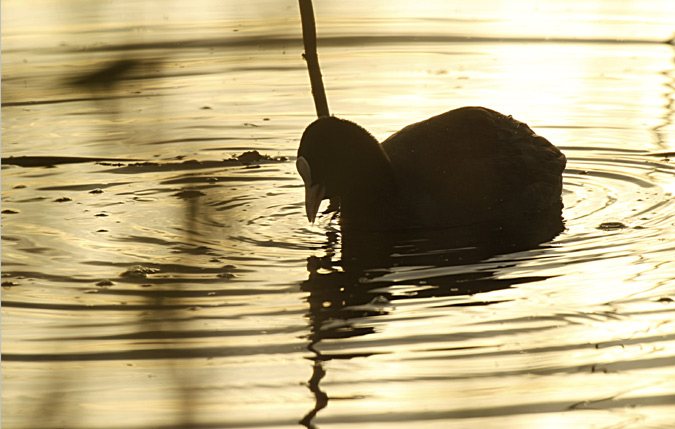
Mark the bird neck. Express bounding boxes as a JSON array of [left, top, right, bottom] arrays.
[[336, 146, 400, 230]]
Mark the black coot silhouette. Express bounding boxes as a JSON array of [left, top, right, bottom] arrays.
[[297, 106, 566, 231]]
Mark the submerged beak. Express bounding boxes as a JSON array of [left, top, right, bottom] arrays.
[[296, 156, 326, 223]]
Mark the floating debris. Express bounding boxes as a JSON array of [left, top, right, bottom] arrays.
[[236, 150, 266, 165], [2, 281, 19, 288], [96, 151, 287, 174], [1, 209, 20, 214], [2, 155, 139, 167], [597, 221, 627, 231], [97, 161, 127, 167], [89, 188, 104, 194], [236, 150, 287, 166], [121, 265, 159, 278], [54, 197, 73, 202], [95, 279, 114, 287]]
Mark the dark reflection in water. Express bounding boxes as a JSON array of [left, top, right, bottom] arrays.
[[69, 58, 156, 90], [300, 213, 564, 427], [19, 50, 200, 429]]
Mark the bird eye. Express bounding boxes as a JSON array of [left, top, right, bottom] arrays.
[[296, 156, 312, 184]]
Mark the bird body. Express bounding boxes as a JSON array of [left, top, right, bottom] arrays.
[[297, 106, 566, 232]]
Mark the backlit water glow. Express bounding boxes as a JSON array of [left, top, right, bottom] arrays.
[[2, 1, 674, 428]]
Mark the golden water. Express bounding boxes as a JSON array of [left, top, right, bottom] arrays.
[[2, 1, 675, 428]]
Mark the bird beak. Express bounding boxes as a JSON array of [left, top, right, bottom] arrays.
[[296, 156, 326, 223], [304, 182, 326, 223]]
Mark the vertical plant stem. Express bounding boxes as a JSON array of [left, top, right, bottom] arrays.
[[298, 0, 330, 118]]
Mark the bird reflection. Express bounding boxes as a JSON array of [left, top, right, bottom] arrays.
[[299, 213, 563, 427]]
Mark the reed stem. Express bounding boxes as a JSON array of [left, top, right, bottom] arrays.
[[298, 0, 330, 118]]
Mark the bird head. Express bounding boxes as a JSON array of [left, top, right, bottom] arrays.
[[297, 116, 391, 223]]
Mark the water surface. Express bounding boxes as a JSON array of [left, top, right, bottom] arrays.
[[2, 1, 675, 428]]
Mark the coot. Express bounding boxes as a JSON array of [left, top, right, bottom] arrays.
[[297, 106, 566, 231]]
